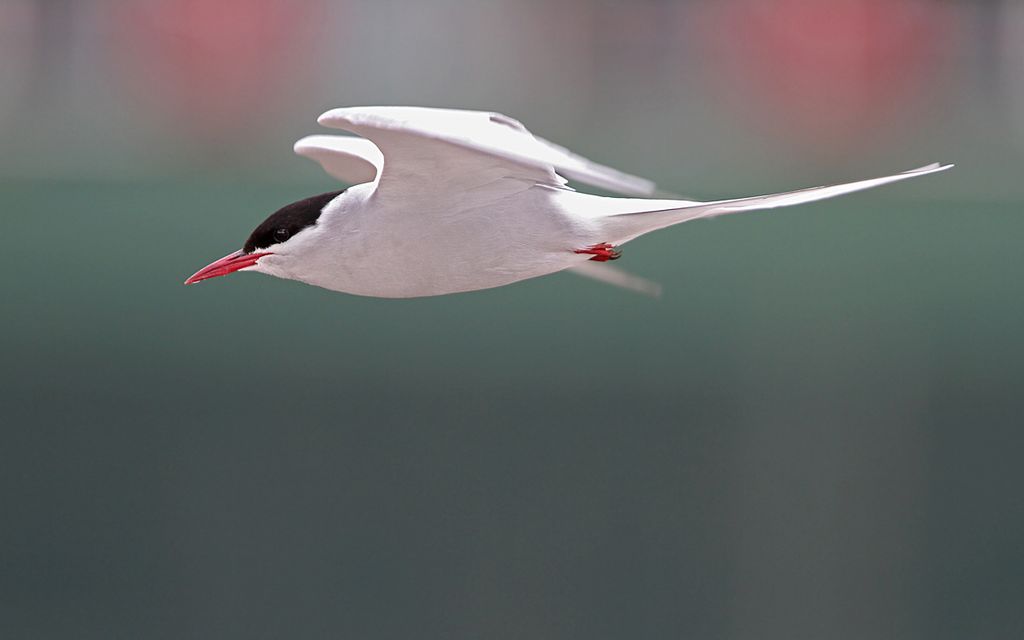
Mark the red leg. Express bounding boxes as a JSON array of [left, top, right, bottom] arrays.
[[574, 242, 621, 262]]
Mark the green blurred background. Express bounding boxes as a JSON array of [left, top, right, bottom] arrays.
[[2, 1, 1023, 638]]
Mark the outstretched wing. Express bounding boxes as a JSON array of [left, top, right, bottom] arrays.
[[313, 106, 660, 198], [567, 262, 662, 298], [294, 135, 382, 185]]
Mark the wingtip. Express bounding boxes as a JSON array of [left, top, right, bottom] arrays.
[[293, 135, 318, 155], [567, 263, 664, 298], [317, 107, 361, 127], [317, 107, 354, 126], [911, 162, 955, 173], [293, 134, 340, 160]]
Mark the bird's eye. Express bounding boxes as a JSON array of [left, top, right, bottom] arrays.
[[273, 228, 290, 243]]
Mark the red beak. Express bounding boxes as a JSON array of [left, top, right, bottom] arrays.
[[184, 250, 270, 285]]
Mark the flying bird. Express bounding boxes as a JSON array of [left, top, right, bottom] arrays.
[[185, 106, 952, 298]]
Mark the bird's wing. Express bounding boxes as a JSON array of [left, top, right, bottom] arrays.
[[567, 262, 662, 298], [294, 135, 383, 185], [529, 134, 658, 196], [315, 106, 660, 197]]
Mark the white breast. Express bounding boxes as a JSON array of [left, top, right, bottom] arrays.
[[274, 183, 600, 298]]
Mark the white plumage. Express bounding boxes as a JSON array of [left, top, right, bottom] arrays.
[[188, 106, 952, 298]]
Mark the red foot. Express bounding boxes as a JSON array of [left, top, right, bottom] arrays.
[[574, 242, 621, 262]]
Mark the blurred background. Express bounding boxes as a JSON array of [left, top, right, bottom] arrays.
[[1, 0, 1022, 638]]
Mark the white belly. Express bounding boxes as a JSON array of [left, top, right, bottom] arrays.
[[288, 185, 603, 298]]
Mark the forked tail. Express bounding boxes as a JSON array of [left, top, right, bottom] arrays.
[[599, 163, 954, 244]]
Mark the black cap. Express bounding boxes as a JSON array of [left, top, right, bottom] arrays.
[[243, 190, 345, 253]]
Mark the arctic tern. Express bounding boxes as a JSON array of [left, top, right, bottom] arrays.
[[185, 106, 952, 297]]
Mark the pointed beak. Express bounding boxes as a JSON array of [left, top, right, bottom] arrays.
[[184, 250, 270, 285]]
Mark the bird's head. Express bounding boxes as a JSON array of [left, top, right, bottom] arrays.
[[185, 190, 345, 285]]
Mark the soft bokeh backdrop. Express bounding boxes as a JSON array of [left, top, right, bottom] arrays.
[[2, 1, 1022, 638]]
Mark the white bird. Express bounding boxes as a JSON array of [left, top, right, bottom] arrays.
[[185, 106, 952, 298]]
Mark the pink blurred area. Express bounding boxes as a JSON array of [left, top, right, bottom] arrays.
[[109, 0, 326, 141], [0, 0, 1011, 186], [691, 0, 957, 152], [0, 0, 39, 122]]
